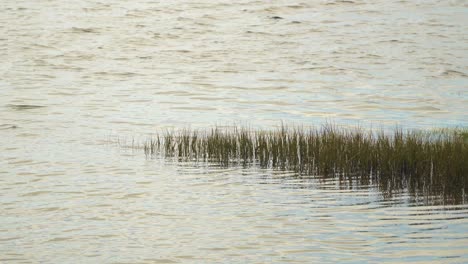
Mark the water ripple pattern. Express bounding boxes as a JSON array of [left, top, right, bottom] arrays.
[[2, 0, 467, 130], [1, 0, 467, 263]]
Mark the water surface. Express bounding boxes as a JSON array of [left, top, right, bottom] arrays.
[[1, 0, 467, 263]]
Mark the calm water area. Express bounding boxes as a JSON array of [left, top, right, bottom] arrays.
[[1, 0, 468, 263]]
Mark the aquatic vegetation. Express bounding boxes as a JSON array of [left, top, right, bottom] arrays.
[[139, 124, 467, 202]]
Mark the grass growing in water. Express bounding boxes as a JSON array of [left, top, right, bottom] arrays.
[[140, 124, 467, 202]]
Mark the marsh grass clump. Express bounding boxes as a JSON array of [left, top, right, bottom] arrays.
[[142, 125, 467, 202]]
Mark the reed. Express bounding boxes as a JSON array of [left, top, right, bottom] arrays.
[[141, 124, 467, 202]]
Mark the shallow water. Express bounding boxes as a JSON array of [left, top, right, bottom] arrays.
[[1, 0, 467, 263]]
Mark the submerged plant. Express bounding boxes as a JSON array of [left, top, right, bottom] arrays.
[[139, 124, 467, 203]]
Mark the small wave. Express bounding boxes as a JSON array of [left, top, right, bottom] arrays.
[[70, 27, 98, 33], [6, 104, 46, 110], [325, 0, 357, 5], [0, 124, 18, 130], [440, 70, 467, 78]]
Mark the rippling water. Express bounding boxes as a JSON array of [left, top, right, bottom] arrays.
[[1, 0, 467, 263]]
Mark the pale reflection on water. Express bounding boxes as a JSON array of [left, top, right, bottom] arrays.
[[1, 154, 467, 263], [1, 0, 467, 262]]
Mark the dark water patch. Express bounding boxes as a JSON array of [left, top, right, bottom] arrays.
[[440, 70, 467, 78], [0, 124, 18, 130], [70, 27, 99, 33], [270, 16, 284, 20], [325, 0, 357, 5], [6, 104, 46, 110]]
